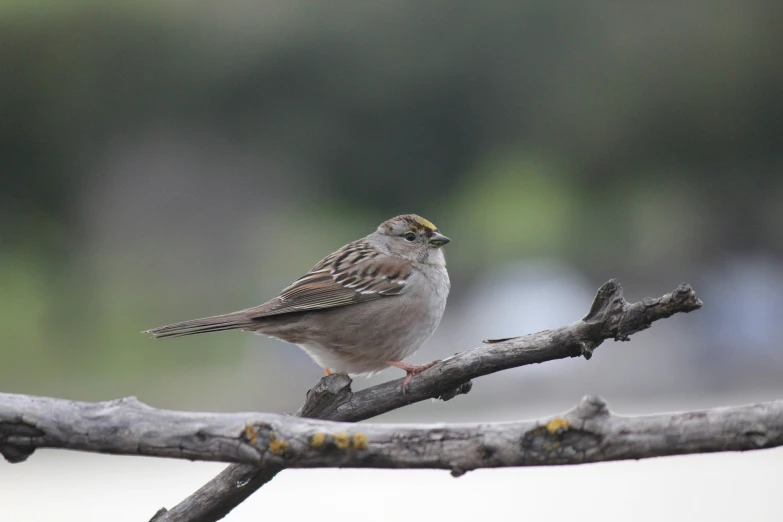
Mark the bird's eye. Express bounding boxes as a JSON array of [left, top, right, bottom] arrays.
[[404, 232, 416, 242]]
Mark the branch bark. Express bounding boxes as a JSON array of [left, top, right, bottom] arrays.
[[326, 279, 703, 422], [153, 279, 701, 521], [0, 279, 703, 521], [3, 392, 782, 473]]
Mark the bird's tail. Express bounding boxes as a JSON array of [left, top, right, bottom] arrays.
[[143, 311, 254, 339]]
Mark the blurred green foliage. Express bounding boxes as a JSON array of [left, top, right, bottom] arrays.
[[2, 1, 782, 402], [450, 153, 575, 261]]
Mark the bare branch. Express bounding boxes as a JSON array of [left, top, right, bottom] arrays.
[[152, 374, 356, 522], [147, 279, 703, 521], [3, 392, 781, 475], [330, 280, 702, 422]]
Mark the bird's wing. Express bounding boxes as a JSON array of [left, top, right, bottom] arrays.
[[244, 240, 413, 319]]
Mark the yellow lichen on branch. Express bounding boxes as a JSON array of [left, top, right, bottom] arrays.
[[243, 425, 259, 445], [545, 418, 569, 435], [308, 432, 368, 450], [310, 433, 326, 448], [268, 432, 289, 455], [352, 433, 368, 450], [334, 433, 351, 449]]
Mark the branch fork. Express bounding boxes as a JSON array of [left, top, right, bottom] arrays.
[[0, 279, 709, 522]]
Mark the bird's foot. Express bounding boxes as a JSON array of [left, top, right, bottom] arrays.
[[385, 360, 439, 394]]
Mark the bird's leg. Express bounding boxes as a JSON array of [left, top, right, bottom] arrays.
[[384, 360, 439, 393]]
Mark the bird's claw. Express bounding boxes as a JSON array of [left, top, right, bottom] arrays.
[[385, 360, 440, 394]]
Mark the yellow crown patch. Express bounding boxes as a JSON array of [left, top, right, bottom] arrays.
[[413, 216, 437, 230]]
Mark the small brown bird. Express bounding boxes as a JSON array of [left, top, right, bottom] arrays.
[[144, 214, 451, 390]]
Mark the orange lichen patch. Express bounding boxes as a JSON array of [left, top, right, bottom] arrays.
[[546, 418, 569, 435], [268, 432, 289, 455], [244, 425, 259, 445], [334, 433, 351, 450], [310, 433, 327, 448], [351, 433, 368, 450]]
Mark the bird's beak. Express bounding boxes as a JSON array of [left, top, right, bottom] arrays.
[[429, 232, 451, 247]]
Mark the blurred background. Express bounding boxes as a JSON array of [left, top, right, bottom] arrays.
[[2, 1, 783, 520]]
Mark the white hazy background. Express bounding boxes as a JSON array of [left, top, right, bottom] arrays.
[[4, 448, 782, 522]]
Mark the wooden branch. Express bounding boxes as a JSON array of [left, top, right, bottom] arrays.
[[153, 375, 356, 522], [0, 280, 702, 521], [148, 279, 703, 522], [4, 392, 782, 474], [329, 279, 703, 422]]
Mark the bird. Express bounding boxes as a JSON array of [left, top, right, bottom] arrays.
[[143, 214, 451, 391]]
